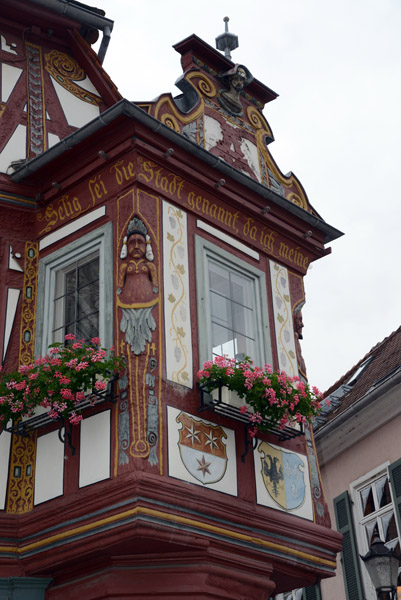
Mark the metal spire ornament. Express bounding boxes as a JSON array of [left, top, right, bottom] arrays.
[[215, 17, 238, 61]]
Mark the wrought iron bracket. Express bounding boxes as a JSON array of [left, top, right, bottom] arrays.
[[197, 381, 304, 462], [5, 375, 120, 444]]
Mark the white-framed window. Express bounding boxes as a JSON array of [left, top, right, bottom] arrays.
[[275, 587, 321, 600], [276, 590, 303, 600], [195, 235, 272, 367], [350, 463, 401, 600], [35, 223, 113, 355]]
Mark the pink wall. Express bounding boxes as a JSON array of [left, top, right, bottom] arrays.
[[318, 411, 401, 600]]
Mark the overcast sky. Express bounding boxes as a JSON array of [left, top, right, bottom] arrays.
[[94, 0, 401, 392]]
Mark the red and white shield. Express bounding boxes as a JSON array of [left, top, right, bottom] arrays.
[[176, 412, 228, 485]]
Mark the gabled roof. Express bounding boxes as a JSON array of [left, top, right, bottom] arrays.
[[315, 326, 401, 431]]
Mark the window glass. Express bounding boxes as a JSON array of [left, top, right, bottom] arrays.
[[195, 235, 272, 369], [53, 253, 99, 343], [35, 223, 113, 357], [208, 256, 257, 361]]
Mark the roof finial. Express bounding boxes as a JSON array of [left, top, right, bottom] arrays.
[[215, 16, 239, 61]]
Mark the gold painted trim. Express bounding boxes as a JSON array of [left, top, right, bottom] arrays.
[[117, 297, 158, 310], [186, 72, 217, 99], [44, 49, 102, 106], [19, 242, 39, 366], [0, 505, 337, 568], [153, 71, 212, 125], [0, 193, 36, 206]]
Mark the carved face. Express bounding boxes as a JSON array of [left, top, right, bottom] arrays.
[[128, 233, 146, 258], [231, 69, 246, 91], [294, 312, 304, 337]]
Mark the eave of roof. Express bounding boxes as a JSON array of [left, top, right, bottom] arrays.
[[9, 99, 343, 244], [315, 325, 401, 433]]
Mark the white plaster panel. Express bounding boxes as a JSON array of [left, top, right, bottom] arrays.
[[197, 220, 260, 260], [76, 75, 100, 95], [254, 440, 313, 520], [3, 288, 20, 360], [50, 78, 100, 128], [163, 201, 192, 387], [34, 430, 64, 504], [240, 138, 262, 182], [1, 35, 18, 54], [8, 245, 23, 271], [0, 431, 11, 510], [47, 133, 60, 148], [167, 406, 237, 496], [39, 206, 106, 250], [0, 124, 26, 174], [79, 411, 110, 488], [269, 260, 297, 377], [204, 115, 223, 151], [1, 63, 22, 102]]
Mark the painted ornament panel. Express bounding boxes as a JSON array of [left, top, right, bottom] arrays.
[[163, 201, 192, 388], [269, 260, 297, 377], [254, 440, 313, 520], [167, 406, 237, 496]]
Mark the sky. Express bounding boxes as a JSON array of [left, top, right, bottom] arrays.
[[94, 0, 401, 392]]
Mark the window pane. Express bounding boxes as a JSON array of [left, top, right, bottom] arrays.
[[230, 271, 254, 307], [52, 254, 99, 343], [365, 519, 378, 547], [382, 511, 398, 543], [210, 291, 232, 327], [209, 262, 230, 296], [76, 311, 98, 341], [211, 323, 237, 359], [232, 302, 255, 338], [361, 485, 375, 516], [376, 477, 392, 508], [235, 333, 256, 360], [78, 257, 98, 288], [208, 256, 258, 362]]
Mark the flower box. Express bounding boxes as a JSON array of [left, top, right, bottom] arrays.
[[197, 356, 322, 439], [0, 335, 122, 434]]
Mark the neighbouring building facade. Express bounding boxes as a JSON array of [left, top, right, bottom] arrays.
[[0, 1, 343, 598], [315, 326, 401, 600]]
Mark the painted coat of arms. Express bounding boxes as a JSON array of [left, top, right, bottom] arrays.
[[258, 441, 306, 511], [176, 412, 228, 485]]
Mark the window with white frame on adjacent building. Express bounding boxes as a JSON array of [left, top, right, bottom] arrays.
[[335, 463, 401, 600]]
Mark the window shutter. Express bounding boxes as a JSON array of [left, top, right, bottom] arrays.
[[388, 457, 401, 535], [303, 583, 321, 600], [333, 491, 364, 600]]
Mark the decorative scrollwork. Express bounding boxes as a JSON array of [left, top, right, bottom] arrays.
[[161, 113, 180, 132], [45, 50, 102, 106], [187, 72, 216, 98], [247, 105, 271, 134], [287, 192, 308, 211]]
